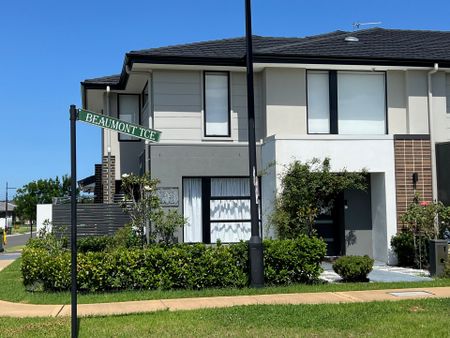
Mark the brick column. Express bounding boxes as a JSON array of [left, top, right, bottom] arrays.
[[94, 164, 103, 203], [394, 136, 433, 230], [102, 156, 115, 203]]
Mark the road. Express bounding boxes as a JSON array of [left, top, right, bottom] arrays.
[[4, 232, 35, 249]]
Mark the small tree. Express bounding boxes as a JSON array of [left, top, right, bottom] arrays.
[[400, 197, 450, 268], [270, 158, 367, 238], [121, 173, 185, 245], [121, 173, 160, 244]]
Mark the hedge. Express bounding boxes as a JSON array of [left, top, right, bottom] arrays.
[[21, 236, 326, 292]]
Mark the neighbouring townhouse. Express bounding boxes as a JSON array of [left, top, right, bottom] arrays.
[[81, 28, 450, 264]]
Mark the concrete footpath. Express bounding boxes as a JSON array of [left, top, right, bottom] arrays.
[[0, 287, 448, 318]]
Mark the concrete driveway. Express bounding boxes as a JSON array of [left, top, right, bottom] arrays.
[[321, 261, 432, 283]]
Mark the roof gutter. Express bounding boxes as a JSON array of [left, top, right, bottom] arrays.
[[427, 63, 439, 237]]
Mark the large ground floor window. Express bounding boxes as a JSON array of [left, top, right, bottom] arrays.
[[183, 177, 259, 243]]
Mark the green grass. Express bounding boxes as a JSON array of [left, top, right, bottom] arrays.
[[4, 245, 25, 253], [11, 225, 35, 235], [1, 259, 449, 305], [1, 298, 449, 337]]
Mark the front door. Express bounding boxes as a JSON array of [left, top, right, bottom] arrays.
[[314, 195, 345, 256]]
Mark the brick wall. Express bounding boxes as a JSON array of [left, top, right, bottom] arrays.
[[102, 155, 115, 203], [94, 164, 103, 203], [394, 136, 433, 230]]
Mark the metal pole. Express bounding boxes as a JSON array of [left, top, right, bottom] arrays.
[[245, 0, 264, 288], [145, 140, 150, 244], [106, 86, 112, 203], [69, 104, 78, 338], [5, 183, 8, 232]]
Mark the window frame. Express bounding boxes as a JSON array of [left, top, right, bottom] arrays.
[[203, 71, 231, 138], [306, 70, 388, 135], [117, 93, 141, 142], [182, 176, 261, 244]]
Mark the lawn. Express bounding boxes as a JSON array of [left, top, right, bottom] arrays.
[[1, 298, 449, 337], [11, 225, 35, 235], [2, 259, 449, 305]]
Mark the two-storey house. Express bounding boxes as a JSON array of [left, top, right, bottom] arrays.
[[81, 28, 450, 263]]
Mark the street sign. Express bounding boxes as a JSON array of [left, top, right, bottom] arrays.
[[77, 108, 161, 142]]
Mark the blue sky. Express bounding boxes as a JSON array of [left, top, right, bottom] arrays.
[[1, 0, 450, 199]]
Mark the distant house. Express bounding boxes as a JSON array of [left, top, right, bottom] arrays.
[[0, 201, 16, 229], [81, 28, 450, 263]]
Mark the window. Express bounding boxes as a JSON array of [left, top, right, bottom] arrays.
[[307, 71, 386, 134], [118, 94, 140, 141], [307, 71, 330, 133], [183, 177, 257, 243], [204, 72, 230, 137]]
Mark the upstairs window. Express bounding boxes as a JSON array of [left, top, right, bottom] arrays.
[[204, 72, 230, 137], [118, 94, 140, 141], [307, 71, 386, 135]]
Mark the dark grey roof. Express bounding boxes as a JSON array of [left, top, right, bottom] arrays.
[[83, 74, 121, 86], [127, 31, 346, 59], [260, 28, 450, 60], [82, 28, 450, 88]]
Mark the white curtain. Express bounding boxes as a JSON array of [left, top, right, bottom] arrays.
[[338, 72, 386, 134], [205, 73, 229, 136], [183, 178, 202, 242], [211, 222, 251, 243], [210, 178, 251, 243], [307, 71, 330, 133]]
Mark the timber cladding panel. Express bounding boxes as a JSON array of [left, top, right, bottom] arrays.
[[394, 136, 433, 230], [52, 203, 130, 238]]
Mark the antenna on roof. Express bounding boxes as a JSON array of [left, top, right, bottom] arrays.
[[352, 21, 382, 31]]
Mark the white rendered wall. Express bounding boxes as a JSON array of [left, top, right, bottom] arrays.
[[0, 217, 12, 229], [36, 204, 52, 234], [261, 135, 397, 263]]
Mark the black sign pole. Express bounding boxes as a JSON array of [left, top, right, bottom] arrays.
[[69, 104, 78, 337], [245, 0, 264, 287]]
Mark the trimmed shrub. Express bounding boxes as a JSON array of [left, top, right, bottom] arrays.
[[77, 236, 114, 253], [332, 255, 374, 282], [21, 235, 326, 292], [264, 237, 326, 284], [391, 231, 429, 268]]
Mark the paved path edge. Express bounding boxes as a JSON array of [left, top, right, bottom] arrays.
[[0, 286, 448, 318]]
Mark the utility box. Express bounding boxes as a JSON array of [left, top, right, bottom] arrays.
[[429, 240, 449, 277]]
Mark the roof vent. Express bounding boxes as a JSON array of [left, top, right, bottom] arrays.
[[345, 36, 359, 42]]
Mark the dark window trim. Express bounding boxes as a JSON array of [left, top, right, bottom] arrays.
[[329, 70, 338, 134], [182, 176, 261, 244], [394, 134, 430, 140], [306, 69, 388, 135], [210, 196, 251, 200], [203, 71, 231, 137], [117, 93, 141, 142], [210, 219, 252, 223], [201, 178, 211, 244]]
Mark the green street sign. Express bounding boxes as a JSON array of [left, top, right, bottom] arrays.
[[77, 109, 161, 142]]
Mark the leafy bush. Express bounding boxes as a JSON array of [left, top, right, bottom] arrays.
[[270, 158, 367, 238], [264, 236, 326, 284], [391, 231, 429, 268], [21, 236, 326, 292], [332, 255, 374, 282], [77, 236, 114, 253]]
